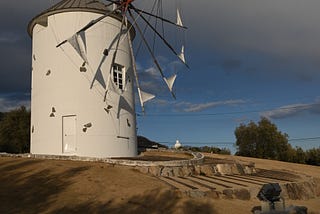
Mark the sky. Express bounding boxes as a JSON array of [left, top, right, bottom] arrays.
[[0, 0, 320, 153]]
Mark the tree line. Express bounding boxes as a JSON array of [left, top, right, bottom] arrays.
[[235, 117, 320, 166], [0, 106, 30, 153], [0, 107, 319, 166]]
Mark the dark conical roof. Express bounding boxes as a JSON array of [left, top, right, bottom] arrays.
[[48, 0, 108, 11], [28, 0, 119, 36]]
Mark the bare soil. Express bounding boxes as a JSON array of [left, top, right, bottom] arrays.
[[0, 153, 319, 214]]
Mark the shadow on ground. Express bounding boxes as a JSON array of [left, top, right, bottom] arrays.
[[0, 158, 217, 214], [52, 189, 217, 214], [0, 158, 90, 213]]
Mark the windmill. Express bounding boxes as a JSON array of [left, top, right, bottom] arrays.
[[28, 0, 188, 158]]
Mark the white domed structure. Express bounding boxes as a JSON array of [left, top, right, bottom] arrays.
[[28, 0, 137, 158], [174, 140, 182, 149]]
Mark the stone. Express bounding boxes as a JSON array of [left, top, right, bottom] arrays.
[[234, 188, 251, 200], [206, 190, 220, 199], [137, 166, 149, 174], [181, 166, 194, 177], [149, 166, 162, 176], [161, 167, 174, 177], [172, 167, 183, 177], [194, 165, 202, 175], [188, 189, 206, 198], [200, 164, 215, 176], [222, 189, 234, 199]]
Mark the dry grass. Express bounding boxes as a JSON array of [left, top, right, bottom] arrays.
[[0, 153, 319, 214]]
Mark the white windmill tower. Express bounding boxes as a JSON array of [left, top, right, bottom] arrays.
[[28, 0, 188, 158]]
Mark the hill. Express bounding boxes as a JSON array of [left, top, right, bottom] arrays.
[[0, 153, 319, 214], [137, 135, 168, 150]]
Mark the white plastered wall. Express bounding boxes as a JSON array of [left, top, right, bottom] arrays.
[[30, 11, 137, 158]]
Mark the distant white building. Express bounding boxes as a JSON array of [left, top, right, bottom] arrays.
[[174, 140, 182, 149], [28, 0, 137, 158]]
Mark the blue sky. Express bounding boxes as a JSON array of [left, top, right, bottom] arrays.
[[0, 0, 320, 153]]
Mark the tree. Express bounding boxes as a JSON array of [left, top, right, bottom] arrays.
[[0, 106, 31, 153], [235, 117, 290, 160], [305, 147, 320, 166], [0, 112, 4, 121]]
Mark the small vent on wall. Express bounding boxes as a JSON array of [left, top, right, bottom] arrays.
[[127, 119, 131, 127], [104, 105, 113, 114], [80, 66, 87, 72], [103, 49, 109, 56], [83, 123, 92, 132], [80, 62, 87, 72], [50, 107, 56, 117]]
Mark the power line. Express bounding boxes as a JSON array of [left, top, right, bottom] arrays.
[[137, 105, 315, 117], [156, 137, 320, 146], [288, 137, 320, 142], [158, 141, 234, 145]]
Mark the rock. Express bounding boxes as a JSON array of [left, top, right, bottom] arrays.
[[313, 177, 320, 197], [286, 205, 308, 214], [234, 188, 251, 200], [200, 164, 215, 176], [216, 164, 240, 175], [181, 166, 194, 177], [194, 165, 202, 175], [206, 190, 220, 199], [223, 189, 234, 199], [243, 165, 256, 175], [188, 189, 206, 198], [137, 166, 149, 174], [161, 167, 174, 177], [284, 182, 316, 200], [149, 166, 162, 176], [172, 167, 183, 177]]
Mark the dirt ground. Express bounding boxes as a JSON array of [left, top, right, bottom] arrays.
[[0, 154, 319, 214]]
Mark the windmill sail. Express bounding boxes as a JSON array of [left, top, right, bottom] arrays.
[[78, 31, 87, 52], [176, 9, 183, 27], [164, 74, 177, 92], [90, 68, 106, 89], [178, 45, 186, 64], [140, 90, 155, 104], [67, 34, 88, 63]]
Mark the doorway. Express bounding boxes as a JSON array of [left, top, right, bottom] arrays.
[[62, 115, 77, 154]]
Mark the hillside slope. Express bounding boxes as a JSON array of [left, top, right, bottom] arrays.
[[0, 154, 319, 214]]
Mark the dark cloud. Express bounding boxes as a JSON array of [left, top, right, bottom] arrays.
[[1, 0, 320, 112], [179, 0, 320, 78], [0, 0, 53, 94]]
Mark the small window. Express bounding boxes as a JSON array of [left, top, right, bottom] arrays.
[[113, 64, 125, 90]]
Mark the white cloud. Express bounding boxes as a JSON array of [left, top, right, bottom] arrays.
[[182, 99, 246, 112], [261, 100, 320, 119], [144, 66, 160, 79], [147, 99, 246, 112]]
